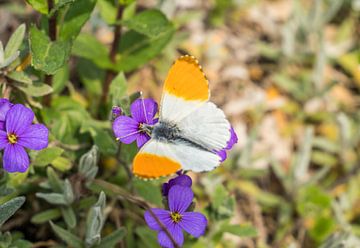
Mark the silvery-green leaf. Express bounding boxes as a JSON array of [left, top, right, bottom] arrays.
[[15, 82, 53, 97], [85, 192, 106, 247], [47, 167, 64, 192], [0, 51, 19, 69], [94, 228, 126, 248], [6, 71, 32, 84], [4, 24, 25, 60], [31, 208, 62, 224], [50, 221, 83, 248], [36, 193, 68, 205], [0, 197, 26, 227], [61, 206, 77, 229], [0, 41, 4, 65], [63, 179, 75, 204], [79, 145, 99, 181]]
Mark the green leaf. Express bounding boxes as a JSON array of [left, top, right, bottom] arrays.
[[50, 221, 83, 248], [51, 0, 75, 15], [135, 226, 158, 248], [26, 0, 48, 14], [52, 64, 69, 93], [47, 167, 64, 192], [80, 121, 117, 155], [16, 82, 53, 97], [114, 28, 174, 72], [0, 196, 26, 227], [33, 147, 64, 167], [31, 208, 62, 224], [94, 228, 126, 248], [52, 156, 72, 171], [85, 192, 106, 247], [97, 0, 117, 25], [61, 206, 77, 229], [77, 58, 103, 96], [6, 71, 32, 84], [221, 224, 258, 237], [122, 10, 172, 38], [29, 25, 72, 74], [72, 33, 112, 69], [133, 179, 162, 206], [4, 24, 25, 59], [110, 72, 127, 103], [36, 193, 68, 205], [59, 0, 96, 40], [79, 145, 99, 181]]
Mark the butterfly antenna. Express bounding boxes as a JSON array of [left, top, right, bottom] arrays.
[[140, 92, 149, 123]]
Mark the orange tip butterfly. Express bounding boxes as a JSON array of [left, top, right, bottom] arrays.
[[133, 55, 231, 179]]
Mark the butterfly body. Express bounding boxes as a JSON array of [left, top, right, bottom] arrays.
[[131, 55, 232, 179]]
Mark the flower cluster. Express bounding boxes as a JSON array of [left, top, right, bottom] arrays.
[[112, 98, 158, 148], [144, 174, 207, 248], [0, 99, 49, 173]]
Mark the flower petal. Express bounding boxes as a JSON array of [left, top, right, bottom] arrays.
[[5, 104, 34, 135], [112, 116, 140, 144], [3, 144, 29, 173], [217, 149, 227, 162], [0, 130, 8, 149], [168, 185, 193, 213], [144, 208, 171, 231], [136, 133, 151, 148], [0, 121, 4, 131], [179, 212, 207, 237], [225, 126, 238, 150], [130, 98, 158, 124], [163, 174, 193, 196], [17, 124, 49, 150], [158, 224, 184, 248], [0, 99, 12, 122]]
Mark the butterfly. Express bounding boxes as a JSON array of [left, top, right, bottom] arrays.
[[132, 55, 231, 179]]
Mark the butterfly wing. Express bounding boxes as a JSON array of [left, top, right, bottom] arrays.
[[133, 140, 221, 179], [178, 102, 230, 151], [160, 55, 210, 122]]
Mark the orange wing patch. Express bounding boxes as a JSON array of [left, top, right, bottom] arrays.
[[164, 55, 209, 101], [133, 153, 181, 179]]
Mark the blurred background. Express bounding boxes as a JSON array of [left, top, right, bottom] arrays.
[[1, 0, 360, 247]]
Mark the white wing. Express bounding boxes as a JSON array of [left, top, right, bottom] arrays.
[[178, 102, 230, 151]]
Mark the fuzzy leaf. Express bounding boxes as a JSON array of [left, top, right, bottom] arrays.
[[4, 24, 25, 60], [50, 221, 83, 248], [29, 26, 71, 74], [0, 197, 26, 227], [33, 147, 64, 167], [31, 208, 62, 224], [16, 82, 53, 97], [59, 0, 96, 40]]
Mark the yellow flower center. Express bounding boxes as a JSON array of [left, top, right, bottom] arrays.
[[7, 133, 17, 144], [170, 212, 182, 223]]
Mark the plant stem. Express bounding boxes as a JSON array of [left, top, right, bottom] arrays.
[[100, 4, 125, 105], [92, 179, 180, 248], [43, 0, 57, 106]]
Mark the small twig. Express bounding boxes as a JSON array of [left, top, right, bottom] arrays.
[[43, 0, 57, 106], [100, 4, 125, 105], [92, 179, 180, 248]]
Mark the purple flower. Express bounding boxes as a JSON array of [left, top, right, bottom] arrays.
[[162, 174, 192, 197], [0, 99, 13, 130], [112, 106, 122, 118], [112, 98, 158, 148], [145, 185, 207, 248], [0, 104, 49, 173], [217, 126, 238, 162]]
